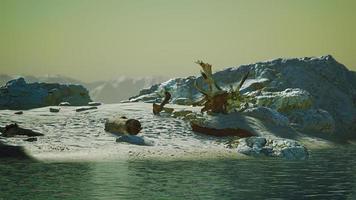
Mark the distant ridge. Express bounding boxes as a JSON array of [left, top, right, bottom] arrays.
[[0, 74, 167, 103]]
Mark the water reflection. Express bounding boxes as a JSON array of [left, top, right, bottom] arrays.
[[122, 153, 356, 199], [0, 147, 355, 200], [0, 160, 92, 199]]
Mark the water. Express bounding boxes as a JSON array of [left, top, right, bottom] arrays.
[[1, 147, 356, 200]]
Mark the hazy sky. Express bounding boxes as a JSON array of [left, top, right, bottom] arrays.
[[1, 0, 355, 82]]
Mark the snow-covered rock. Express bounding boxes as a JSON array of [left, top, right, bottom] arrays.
[[255, 88, 313, 113], [288, 109, 335, 134], [242, 107, 289, 126], [130, 55, 356, 137], [236, 136, 309, 160], [0, 78, 91, 110]]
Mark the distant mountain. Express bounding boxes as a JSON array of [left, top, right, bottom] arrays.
[[0, 74, 83, 86], [0, 74, 167, 103], [86, 76, 167, 103]]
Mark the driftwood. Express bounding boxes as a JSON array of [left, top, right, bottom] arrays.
[[153, 91, 172, 115], [194, 61, 250, 114], [105, 116, 142, 135], [0, 123, 44, 137], [191, 122, 254, 138]]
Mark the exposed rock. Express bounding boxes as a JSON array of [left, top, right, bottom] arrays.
[[14, 111, 23, 115], [88, 102, 102, 106], [0, 78, 91, 110], [236, 136, 308, 160], [0, 123, 44, 137], [255, 88, 313, 113], [59, 102, 71, 106], [105, 116, 142, 135], [242, 106, 289, 126], [75, 106, 97, 112], [288, 109, 335, 133], [49, 107, 60, 113]]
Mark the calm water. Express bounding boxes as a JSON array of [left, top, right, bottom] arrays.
[[1, 146, 356, 200]]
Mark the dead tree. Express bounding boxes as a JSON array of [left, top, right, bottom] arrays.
[[193, 61, 250, 114]]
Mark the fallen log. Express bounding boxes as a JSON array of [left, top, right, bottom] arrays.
[[105, 116, 142, 135], [191, 122, 254, 138]]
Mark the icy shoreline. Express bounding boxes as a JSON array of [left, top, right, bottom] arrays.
[[0, 103, 338, 162]]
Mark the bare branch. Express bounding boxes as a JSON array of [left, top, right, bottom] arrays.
[[237, 71, 250, 91]]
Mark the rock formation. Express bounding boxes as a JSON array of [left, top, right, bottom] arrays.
[[0, 77, 92, 110]]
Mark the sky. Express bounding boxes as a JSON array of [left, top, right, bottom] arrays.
[[0, 0, 355, 82]]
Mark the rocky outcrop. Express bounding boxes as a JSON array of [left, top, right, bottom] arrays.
[[0, 78, 91, 110], [130, 55, 356, 137], [236, 137, 309, 160]]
